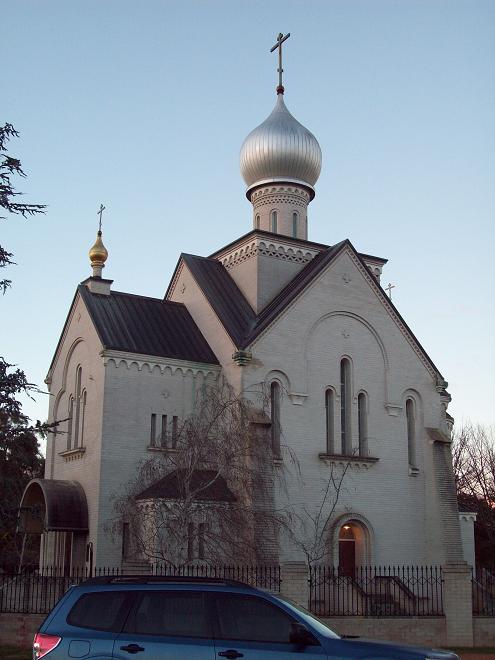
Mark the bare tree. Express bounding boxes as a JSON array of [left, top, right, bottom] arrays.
[[111, 380, 288, 565], [286, 459, 351, 567], [452, 422, 495, 563]]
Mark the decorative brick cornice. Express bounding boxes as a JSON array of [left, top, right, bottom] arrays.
[[219, 238, 318, 271], [251, 185, 310, 203], [59, 447, 86, 461], [318, 453, 379, 469], [102, 350, 220, 378]]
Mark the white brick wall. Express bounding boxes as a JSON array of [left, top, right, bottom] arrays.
[[240, 248, 452, 565], [45, 239, 460, 568]]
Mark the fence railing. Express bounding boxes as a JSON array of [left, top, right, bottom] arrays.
[[309, 565, 444, 617], [0, 564, 281, 614], [473, 564, 495, 616]]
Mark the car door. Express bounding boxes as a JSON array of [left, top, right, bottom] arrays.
[[113, 589, 215, 660], [210, 592, 328, 659]]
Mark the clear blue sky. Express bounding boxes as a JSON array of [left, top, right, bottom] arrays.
[[2, 0, 494, 442]]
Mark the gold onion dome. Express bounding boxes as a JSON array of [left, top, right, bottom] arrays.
[[89, 231, 108, 267]]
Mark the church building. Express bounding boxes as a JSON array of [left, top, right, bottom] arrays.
[[20, 36, 474, 572]]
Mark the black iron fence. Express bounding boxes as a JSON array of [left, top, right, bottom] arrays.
[[0, 564, 281, 614], [309, 565, 444, 617], [472, 564, 495, 616], [147, 563, 282, 592]]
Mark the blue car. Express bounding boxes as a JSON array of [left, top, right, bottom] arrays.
[[33, 576, 459, 659]]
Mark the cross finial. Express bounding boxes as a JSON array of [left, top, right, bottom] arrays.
[[270, 32, 290, 94], [385, 282, 396, 300], [97, 204, 106, 233]]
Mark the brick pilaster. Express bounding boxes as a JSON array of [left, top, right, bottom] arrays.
[[443, 561, 473, 647], [280, 561, 310, 609]]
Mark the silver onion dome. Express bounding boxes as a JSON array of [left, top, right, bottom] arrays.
[[240, 93, 322, 195]]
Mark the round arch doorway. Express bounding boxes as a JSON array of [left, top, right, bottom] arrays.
[[338, 521, 369, 576]]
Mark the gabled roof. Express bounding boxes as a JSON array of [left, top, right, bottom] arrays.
[[178, 254, 257, 347], [245, 239, 443, 378], [167, 239, 443, 380], [78, 285, 219, 364], [135, 469, 236, 503]]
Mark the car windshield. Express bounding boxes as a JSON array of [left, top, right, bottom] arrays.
[[273, 595, 340, 639]]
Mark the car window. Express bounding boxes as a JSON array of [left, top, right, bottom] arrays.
[[67, 591, 130, 632], [124, 591, 209, 638], [212, 594, 298, 644]]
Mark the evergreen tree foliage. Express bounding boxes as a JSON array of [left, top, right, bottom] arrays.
[[0, 123, 47, 565], [0, 359, 45, 565]]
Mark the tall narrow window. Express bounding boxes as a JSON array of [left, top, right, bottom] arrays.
[[271, 210, 278, 233], [325, 389, 334, 454], [198, 523, 205, 560], [80, 390, 87, 447], [150, 414, 157, 447], [161, 415, 168, 448], [255, 214, 260, 230], [358, 393, 368, 456], [74, 366, 82, 448], [270, 381, 281, 457], [406, 398, 416, 468], [340, 359, 351, 454], [172, 416, 178, 448], [292, 212, 298, 238], [67, 397, 74, 450]]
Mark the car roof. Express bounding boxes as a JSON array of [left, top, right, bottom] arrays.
[[77, 575, 266, 594]]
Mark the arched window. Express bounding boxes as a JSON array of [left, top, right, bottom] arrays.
[[340, 359, 351, 454], [270, 381, 281, 457], [73, 366, 82, 448], [80, 390, 87, 447], [325, 389, 334, 454], [292, 212, 298, 238], [271, 210, 278, 233], [358, 392, 368, 456], [406, 398, 416, 468], [67, 396, 74, 450], [255, 214, 260, 230]]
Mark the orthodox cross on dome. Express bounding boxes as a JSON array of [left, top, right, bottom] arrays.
[[385, 282, 395, 300], [97, 203, 106, 232], [270, 32, 290, 93]]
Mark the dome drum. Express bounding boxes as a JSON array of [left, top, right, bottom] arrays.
[[252, 183, 308, 240]]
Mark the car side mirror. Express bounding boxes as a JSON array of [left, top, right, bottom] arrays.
[[289, 622, 318, 649]]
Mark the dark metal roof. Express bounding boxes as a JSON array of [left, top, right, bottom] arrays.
[[181, 254, 256, 347], [174, 239, 443, 379], [19, 479, 89, 532], [79, 285, 218, 364], [136, 469, 236, 503]]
